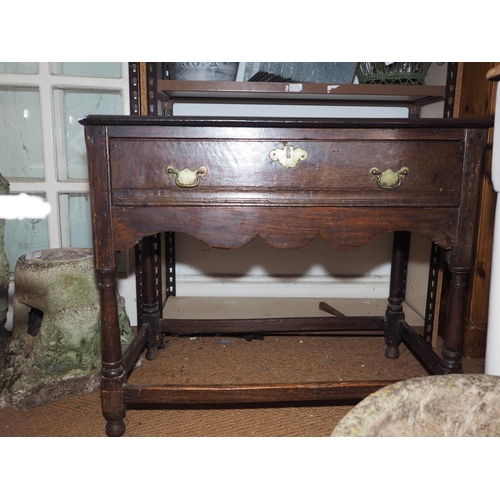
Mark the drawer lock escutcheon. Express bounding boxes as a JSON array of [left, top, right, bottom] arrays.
[[166, 165, 208, 188], [269, 145, 308, 169], [370, 167, 409, 189]]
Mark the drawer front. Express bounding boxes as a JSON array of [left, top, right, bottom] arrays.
[[109, 138, 464, 207]]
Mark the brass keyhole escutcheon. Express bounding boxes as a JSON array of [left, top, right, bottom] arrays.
[[166, 165, 208, 188], [370, 167, 409, 189], [269, 145, 308, 169]]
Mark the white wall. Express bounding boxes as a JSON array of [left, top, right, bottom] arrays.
[[175, 234, 393, 299]]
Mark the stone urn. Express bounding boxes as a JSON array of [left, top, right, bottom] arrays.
[[331, 374, 500, 437], [0, 248, 134, 409]]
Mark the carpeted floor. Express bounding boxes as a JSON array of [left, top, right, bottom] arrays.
[[0, 332, 484, 437], [0, 297, 485, 437]]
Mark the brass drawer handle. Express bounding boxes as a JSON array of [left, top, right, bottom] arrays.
[[370, 167, 409, 189], [269, 145, 308, 169], [166, 165, 208, 188]]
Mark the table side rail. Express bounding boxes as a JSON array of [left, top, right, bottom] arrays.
[[122, 380, 399, 405], [160, 316, 386, 335]]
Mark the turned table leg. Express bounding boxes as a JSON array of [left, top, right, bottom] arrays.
[[440, 253, 469, 373], [385, 231, 409, 359], [141, 235, 161, 361], [97, 266, 126, 437]]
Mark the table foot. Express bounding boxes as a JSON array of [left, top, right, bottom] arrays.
[[439, 348, 463, 374], [146, 345, 160, 361], [105, 417, 126, 437], [385, 344, 400, 359], [243, 335, 265, 341]]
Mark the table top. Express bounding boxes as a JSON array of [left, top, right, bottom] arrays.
[[80, 115, 494, 129]]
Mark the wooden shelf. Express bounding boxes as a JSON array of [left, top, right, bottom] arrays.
[[486, 64, 500, 81], [157, 80, 445, 115]]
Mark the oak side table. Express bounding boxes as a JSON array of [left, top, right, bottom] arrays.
[[81, 115, 491, 436]]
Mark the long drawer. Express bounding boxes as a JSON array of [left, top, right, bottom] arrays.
[[109, 137, 464, 207]]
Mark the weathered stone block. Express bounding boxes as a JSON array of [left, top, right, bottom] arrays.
[[0, 248, 134, 409]]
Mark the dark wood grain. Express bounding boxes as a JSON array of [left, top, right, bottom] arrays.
[[401, 322, 444, 374], [123, 380, 398, 405], [161, 316, 386, 335], [80, 115, 490, 129], [109, 139, 463, 200], [112, 206, 461, 251], [81, 115, 491, 436], [122, 324, 148, 374]]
